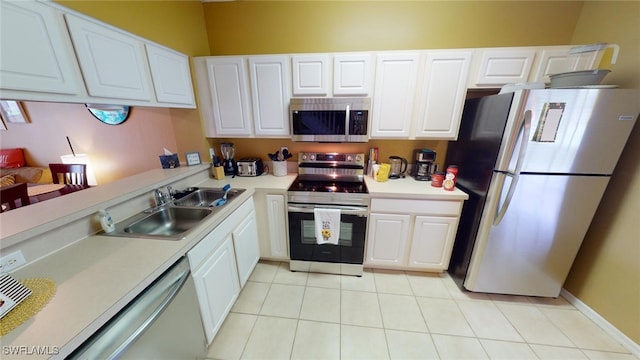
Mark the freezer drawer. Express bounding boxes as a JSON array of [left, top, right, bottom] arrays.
[[465, 173, 609, 297]]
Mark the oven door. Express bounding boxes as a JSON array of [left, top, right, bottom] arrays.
[[288, 204, 367, 264]]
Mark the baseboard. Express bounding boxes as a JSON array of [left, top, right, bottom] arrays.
[[561, 288, 639, 357]]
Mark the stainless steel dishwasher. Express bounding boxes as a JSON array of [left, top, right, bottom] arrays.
[[69, 256, 206, 360]]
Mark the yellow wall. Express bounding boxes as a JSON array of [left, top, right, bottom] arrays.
[[204, 1, 582, 54], [564, 1, 640, 343]]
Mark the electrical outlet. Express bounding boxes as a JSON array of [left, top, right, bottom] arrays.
[[0, 250, 26, 273]]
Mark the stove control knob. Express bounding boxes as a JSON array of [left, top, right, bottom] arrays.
[[301, 154, 307, 161], [347, 155, 353, 162], [309, 154, 315, 161], [355, 155, 362, 163]]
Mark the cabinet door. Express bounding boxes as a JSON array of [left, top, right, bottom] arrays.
[[146, 43, 195, 107], [414, 51, 472, 139], [333, 54, 372, 96], [292, 55, 328, 96], [266, 194, 288, 259], [232, 211, 260, 288], [475, 49, 536, 86], [366, 213, 411, 267], [370, 52, 419, 138], [248, 56, 291, 136], [65, 14, 153, 101], [0, 1, 83, 95], [204, 57, 252, 136], [531, 46, 600, 84], [408, 215, 458, 270], [191, 236, 240, 344]]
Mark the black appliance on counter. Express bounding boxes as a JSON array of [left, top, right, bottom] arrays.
[[287, 152, 369, 276], [411, 148, 437, 180]]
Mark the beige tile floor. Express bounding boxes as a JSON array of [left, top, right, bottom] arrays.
[[206, 261, 636, 360]]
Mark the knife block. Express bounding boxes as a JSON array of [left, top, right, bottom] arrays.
[[211, 165, 225, 180]]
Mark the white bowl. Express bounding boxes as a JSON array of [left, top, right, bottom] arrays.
[[549, 69, 611, 88]]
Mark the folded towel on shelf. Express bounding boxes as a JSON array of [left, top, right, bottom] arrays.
[[314, 208, 341, 245]]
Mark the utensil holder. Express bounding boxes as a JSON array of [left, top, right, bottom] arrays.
[[211, 165, 225, 180], [272, 161, 287, 177]]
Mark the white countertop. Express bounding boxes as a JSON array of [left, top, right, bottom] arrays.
[[1, 171, 465, 358], [1, 172, 295, 359], [365, 176, 469, 200]]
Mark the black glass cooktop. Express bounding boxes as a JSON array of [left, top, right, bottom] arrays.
[[288, 178, 368, 194]]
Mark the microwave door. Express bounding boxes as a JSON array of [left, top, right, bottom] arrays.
[[291, 110, 347, 141]]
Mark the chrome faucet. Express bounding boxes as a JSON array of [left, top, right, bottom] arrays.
[[153, 188, 168, 206], [153, 186, 175, 207]]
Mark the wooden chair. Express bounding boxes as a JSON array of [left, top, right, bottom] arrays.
[[49, 163, 88, 186], [0, 182, 30, 212]]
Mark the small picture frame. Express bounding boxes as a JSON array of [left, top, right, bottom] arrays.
[[0, 100, 30, 124], [159, 154, 180, 169], [185, 152, 201, 166]]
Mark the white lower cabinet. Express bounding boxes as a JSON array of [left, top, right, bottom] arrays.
[[232, 211, 260, 288], [407, 215, 459, 269], [190, 235, 239, 344], [188, 197, 259, 344], [366, 198, 462, 272], [253, 191, 289, 260], [366, 213, 411, 266]]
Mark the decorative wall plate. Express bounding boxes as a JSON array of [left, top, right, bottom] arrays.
[[85, 104, 130, 125]]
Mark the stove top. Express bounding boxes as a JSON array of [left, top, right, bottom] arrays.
[[288, 178, 368, 194], [287, 152, 369, 206]]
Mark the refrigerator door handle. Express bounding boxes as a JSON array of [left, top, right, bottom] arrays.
[[494, 110, 532, 225]]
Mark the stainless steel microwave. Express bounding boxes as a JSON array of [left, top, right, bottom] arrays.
[[290, 97, 370, 142]]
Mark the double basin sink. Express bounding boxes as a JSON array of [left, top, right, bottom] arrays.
[[104, 187, 246, 240]]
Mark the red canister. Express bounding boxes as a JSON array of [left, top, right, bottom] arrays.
[[431, 172, 445, 187], [443, 165, 458, 191]]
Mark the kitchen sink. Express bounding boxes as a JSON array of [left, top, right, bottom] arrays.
[[124, 207, 213, 237], [172, 187, 246, 207], [100, 187, 247, 240], [104, 206, 214, 240]]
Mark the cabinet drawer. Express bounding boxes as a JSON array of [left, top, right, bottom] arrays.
[[371, 198, 462, 216]]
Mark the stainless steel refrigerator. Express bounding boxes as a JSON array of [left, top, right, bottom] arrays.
[[446, 88, 639, 297]]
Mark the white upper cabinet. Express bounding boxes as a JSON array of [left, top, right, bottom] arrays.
[[248, 56, 291, 136], [146, 44, 195, 106], [531, 45, 604, 84], [201, 57, 252, 136], [1, 2, 194, 108], [333, 53, 372, 96], [65, 14, 153, 101], [413, 50, 472, 139], [474, 48, 536, 86], [292, 55, 328, 96], [370, 52, 420, 138], [0, 1, 84, 96]]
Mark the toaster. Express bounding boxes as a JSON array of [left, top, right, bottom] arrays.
[[236, 158, 264, 177]]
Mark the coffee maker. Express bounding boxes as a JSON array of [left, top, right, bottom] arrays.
[[411, 149, 437, 180]]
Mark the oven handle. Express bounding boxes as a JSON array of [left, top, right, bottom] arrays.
[[288, 204, 368, 216]]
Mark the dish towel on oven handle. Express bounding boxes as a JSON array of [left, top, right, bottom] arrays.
[[314, 208, 341, 245]]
